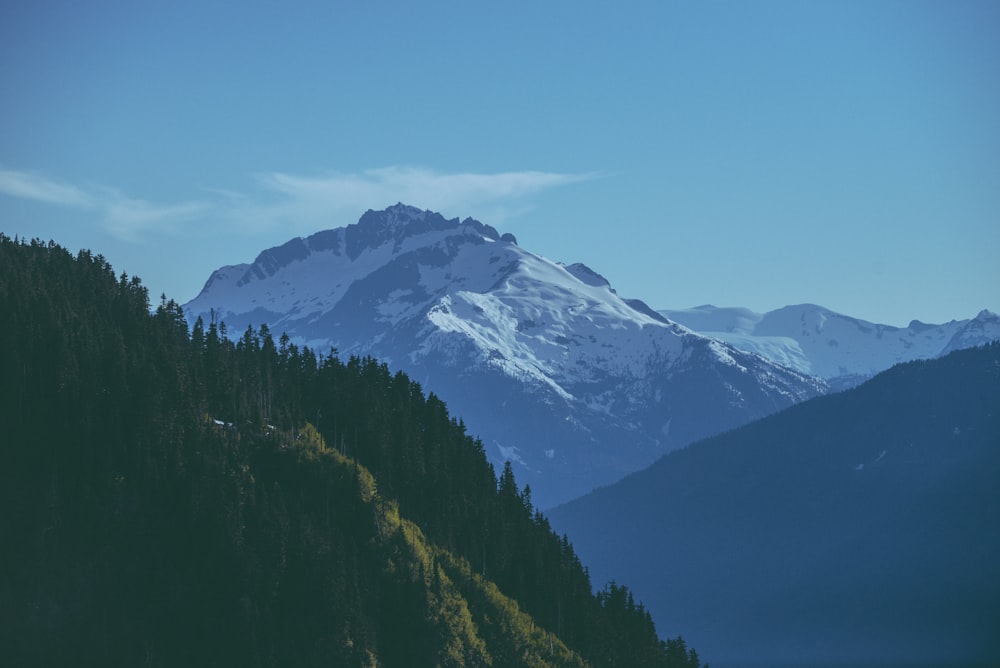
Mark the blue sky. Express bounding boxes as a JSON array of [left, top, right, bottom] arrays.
[[2, 1, 997, 326]]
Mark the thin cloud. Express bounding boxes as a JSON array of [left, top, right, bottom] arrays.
[[0, 167, 214, 242], [0, 168, 95, 208], [0, 165, 597, 241], [246, 166, 598, 232], [101, 197, 212, 242]]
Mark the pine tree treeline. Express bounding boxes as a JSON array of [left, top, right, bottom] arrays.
[[0, 235, 704, 667]]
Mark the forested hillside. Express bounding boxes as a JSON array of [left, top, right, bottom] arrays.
[[552, 339, 1000, 666], [0, 234, 702, 667]]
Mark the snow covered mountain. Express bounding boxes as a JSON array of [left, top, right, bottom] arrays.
[[185, 204, 826, 507], [661, 304, 1000, 390]]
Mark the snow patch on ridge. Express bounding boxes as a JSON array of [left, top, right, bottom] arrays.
[[664, 304, 1000, 383]]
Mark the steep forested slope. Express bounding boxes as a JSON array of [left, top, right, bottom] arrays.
[[0, 234, 701, 667]]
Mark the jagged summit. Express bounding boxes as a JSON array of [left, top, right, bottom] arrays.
[[352, 203, 502, 252], [200, 203, 503, 295]]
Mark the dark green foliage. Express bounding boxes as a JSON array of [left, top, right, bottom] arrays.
[[0, 235, 700, 667]]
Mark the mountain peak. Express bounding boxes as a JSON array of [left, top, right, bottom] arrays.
[[361, 202, 437, 227], [202, 205, 507, 294], [563, 262, 611, 289], [346, 204, 500, 260]]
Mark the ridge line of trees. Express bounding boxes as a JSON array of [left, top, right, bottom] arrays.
[[1, 234, 704, 667]]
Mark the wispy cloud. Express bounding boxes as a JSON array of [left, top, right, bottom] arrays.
[[101, 197, 212, 242], [0, 165, 596, 241], [239, 166, 597, 234], [262, 166, 593, 208], [0, 167, 215, 242], [0, 168, 95, 208]]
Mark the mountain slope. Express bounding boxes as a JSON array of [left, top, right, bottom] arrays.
[[0, 234, 700, 667], [549, 343, 1000, 667], [663, 303, 1000, 389], [185, 204, 825, 507]]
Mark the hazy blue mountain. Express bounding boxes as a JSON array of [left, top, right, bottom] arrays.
[[549, 343, 1000, 667], [184, 204, 825, 507], [662, 304, 1000, 390]]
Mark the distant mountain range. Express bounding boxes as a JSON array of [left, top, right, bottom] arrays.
[[662, 304, 1000, 390], [549, 343, 1000, 667], [184, 204, 824, 507], [184, 205, 998, 507]]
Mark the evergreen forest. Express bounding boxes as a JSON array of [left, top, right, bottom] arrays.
[[0, 234, 704, 667]]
